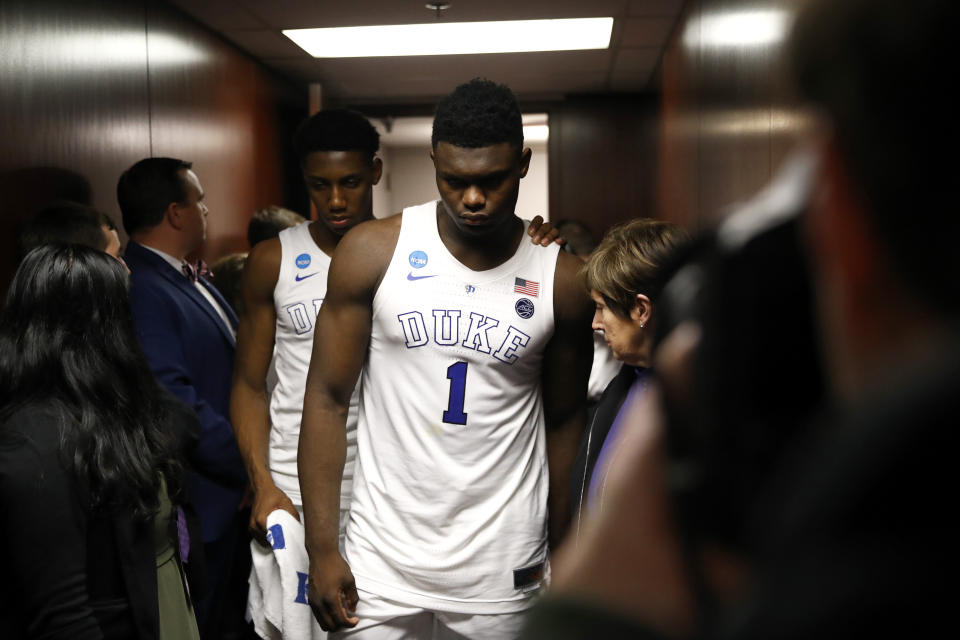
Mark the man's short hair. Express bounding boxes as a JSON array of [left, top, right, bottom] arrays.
[[293, 109, 380, 166], [247, 205, 306, 247], [432, 78, 523, 149], [117, 157, 192, 236], [584, 218, 689, 318], [18, 201, 111, 260], [789, 0, 958, 313]]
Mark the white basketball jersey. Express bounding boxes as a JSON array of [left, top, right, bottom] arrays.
[[271, 222, 358, 510], [346, 201, 560, 614]]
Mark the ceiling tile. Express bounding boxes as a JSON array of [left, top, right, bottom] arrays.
[[239, 0, 631, 29], [225, 30, 308, 58], [619, 17, 675, 47], [609, 71, 653, 91], [170, 0, 680, 102], [169, 0, 265, 30], [612, 47, 661, 73], [627, 0, 685, 17], [325, 68, 609, 102], [262, 57, 327, 82], [311, 49, 613, 79]]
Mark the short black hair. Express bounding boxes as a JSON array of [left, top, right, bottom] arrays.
[[432, 78, 523, 149], [247, 205, 306, 247], [293, 109, 380, 166], [18, 201, 109, 260], [789, 0, 958, 313], [117, 157, 192, 236]]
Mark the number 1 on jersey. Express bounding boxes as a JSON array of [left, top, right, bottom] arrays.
[[442, 361, 468, 425]]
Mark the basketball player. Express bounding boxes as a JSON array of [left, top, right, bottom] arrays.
[[298, 79, 594, 639], [231, 109, 564, 545]]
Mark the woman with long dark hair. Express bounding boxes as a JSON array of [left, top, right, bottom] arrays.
[[0, 244, 201, 639]]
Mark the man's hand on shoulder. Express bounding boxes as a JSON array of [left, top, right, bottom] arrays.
[[527, 215, 567, 247]]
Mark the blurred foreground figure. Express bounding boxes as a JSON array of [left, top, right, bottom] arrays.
[[0, 245, 201, 639], [523, 0, 958, 638]]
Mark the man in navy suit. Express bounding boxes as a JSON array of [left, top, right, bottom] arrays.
[[117, 157, 248, 638]]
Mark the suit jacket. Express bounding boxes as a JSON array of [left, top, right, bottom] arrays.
[[124, 241, 246, 542], [0, 404, 203, 640], [569, 364, 636, 527]]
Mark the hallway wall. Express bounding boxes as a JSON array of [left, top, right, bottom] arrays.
[[0, 0, 305, 295], [656, 0, 810, 228]]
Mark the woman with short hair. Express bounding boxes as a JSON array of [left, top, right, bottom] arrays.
[[570, 218, 689, 530]]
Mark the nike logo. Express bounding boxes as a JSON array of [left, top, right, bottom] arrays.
[[407, 272, 438, 281], [295, 272, 318, 282]]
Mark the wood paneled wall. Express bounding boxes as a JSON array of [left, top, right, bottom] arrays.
[[656, 0, 810, 228], [547, 94, 659, 242], [0, 0, 305, 295]]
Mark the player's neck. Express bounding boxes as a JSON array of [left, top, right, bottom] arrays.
[[308, 220, 339, 258], [436, 206, 524, 271]]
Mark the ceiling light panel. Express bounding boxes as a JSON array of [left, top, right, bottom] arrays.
[[283, 18, 614, 58]]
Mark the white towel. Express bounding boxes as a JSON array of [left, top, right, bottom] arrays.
[[247, 509, 326, 640]]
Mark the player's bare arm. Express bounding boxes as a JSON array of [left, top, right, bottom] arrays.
[[230, 238, 299, 544], [298, 215, 401, 632], [542, 249, 594, 549]]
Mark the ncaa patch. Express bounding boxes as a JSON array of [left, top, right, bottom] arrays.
[[515, 298, 535, 319], [295, 253, 311, 269], [409, 250, 429, 269]]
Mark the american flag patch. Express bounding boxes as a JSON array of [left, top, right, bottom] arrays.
[[514, 277, 539, 297]]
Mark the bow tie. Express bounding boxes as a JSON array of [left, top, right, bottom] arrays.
[[182, 259, 212, 284]]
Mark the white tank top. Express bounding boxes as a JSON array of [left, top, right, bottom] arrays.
[[271, 222, 358, 510], [346, 201, 560, 613]]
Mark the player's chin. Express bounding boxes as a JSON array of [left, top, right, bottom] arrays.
[[324, 216, 358, 235], [455, 215, 500, 236]]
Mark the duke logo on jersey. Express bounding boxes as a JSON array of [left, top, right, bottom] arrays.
[[285, 298, 324, 335], [396, 309, 531, 364]]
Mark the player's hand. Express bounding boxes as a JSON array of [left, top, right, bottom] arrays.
[[249, 483, 300, 546], [527, 215, 566, 247], [308, 550, 360, 631]]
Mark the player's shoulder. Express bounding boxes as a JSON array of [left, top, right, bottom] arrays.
[[247, 236, 281, 264], [324, 214, 403, 296], [243, 237, 282, 293], [553, 246, 585, 281], [334, 213, 402, 260], [552, 249, 592, 317]]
